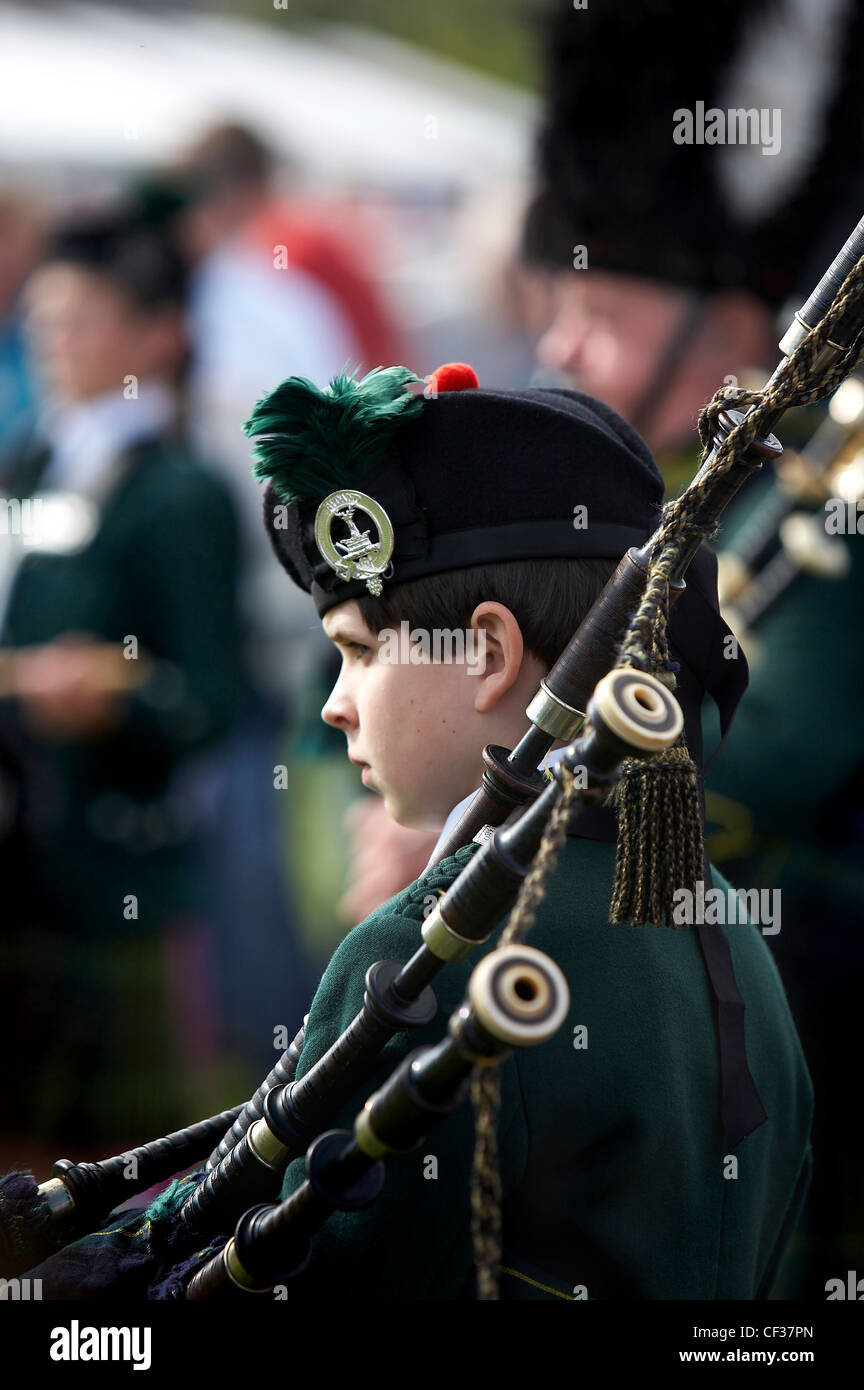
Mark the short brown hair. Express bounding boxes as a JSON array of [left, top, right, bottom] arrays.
[[356, 557, 617, 670]]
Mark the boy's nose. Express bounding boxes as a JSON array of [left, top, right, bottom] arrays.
[[321, 686, 358, 732]]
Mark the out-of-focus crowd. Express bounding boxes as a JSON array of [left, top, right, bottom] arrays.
[[0, 121, 549, 1162]]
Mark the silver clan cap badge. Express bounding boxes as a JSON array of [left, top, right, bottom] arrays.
[[313, 489, 395, 596]]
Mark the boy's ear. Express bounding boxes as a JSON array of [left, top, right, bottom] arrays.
[[469, 602, 525, 713]]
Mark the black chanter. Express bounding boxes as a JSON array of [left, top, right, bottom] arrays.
[[206, 1021, 306, 1170]]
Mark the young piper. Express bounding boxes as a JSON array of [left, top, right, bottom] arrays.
[[248, 363, 813, 1301]]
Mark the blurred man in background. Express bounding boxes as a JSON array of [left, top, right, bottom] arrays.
[[173, 121, 368, 705]]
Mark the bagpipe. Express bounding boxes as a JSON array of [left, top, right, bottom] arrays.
[[716, 370, 864, 652], [4, 211, 864, 1300]]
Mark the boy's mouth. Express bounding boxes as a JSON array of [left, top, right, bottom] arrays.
[[349, 754, 374, 786]]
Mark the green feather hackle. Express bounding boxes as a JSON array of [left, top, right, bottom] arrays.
[[244, 365, 424, 503]]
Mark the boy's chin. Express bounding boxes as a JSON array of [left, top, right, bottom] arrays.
[[382, 789, 440, 835], [381, 792, 413, 827]]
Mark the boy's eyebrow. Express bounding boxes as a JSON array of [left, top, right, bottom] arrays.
[[324, 623, 375, 646]]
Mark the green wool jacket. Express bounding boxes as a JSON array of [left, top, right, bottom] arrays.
[[1, 435, 241, 935], [276, 836, 813, 1301], [706, 497, 864, 844], [703, 475, 864, 984]]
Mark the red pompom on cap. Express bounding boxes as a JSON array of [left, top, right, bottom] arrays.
[[426, 362, 479, 394]]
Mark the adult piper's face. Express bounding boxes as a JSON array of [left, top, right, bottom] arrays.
[[320, 598, 546, 831], [535, 269, 693, 439], [535, 269, 776, 456]]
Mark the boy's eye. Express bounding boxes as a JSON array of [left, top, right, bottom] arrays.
[[344, 642, 371, 659]]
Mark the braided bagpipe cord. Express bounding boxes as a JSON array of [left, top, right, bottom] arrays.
[[470, 767, 579, 1300]]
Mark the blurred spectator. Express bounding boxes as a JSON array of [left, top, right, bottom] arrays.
[[0, 211, 243, 1146], [244, 194, 408, 387], [0, 189, 43, 453], [157, 124, 414, 1007], [171, 123, 366, 704]]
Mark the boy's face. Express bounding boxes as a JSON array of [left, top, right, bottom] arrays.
[[24, 263, 184, 403], [321, 599, 544, 832]]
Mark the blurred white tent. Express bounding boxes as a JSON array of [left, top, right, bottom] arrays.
[[0, 2, 534, 191]]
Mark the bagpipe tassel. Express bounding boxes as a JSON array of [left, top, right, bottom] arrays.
[[609, 741, 704, 927], [0, 1172, 60, 1279]]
